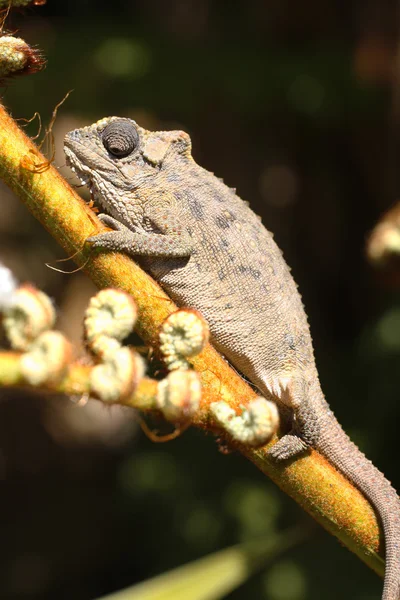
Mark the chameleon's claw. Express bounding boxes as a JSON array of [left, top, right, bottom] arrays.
[[97, 213, 127, 231], [86, 230, 133, 251], [87, 215, 136, 251], [267, 433, 308, 461]]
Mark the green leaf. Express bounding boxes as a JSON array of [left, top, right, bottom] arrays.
[[97, 528, 306, 600]]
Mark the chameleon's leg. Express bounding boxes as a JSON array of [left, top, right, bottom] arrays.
[[268, 434, 308, 460], [96, 214, 129, 229], [87, 214, 193, 258], [266, 379, 320, 461]]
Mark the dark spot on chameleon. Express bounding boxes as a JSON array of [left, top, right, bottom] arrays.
[[237, 265, 261, 279], [215, 216, 230, 229], [218, 269, 226, 281], [219, 238, 229, 248], [225, 302, 233, 309], [189, 199, 204, 219], [216, 211, 235, 229], [285, 333, 296, 350]]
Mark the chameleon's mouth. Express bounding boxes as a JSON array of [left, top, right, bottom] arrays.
[[68, 164, 91, 187], [64, 145, 92, 185], [64, 146, 99, 211]]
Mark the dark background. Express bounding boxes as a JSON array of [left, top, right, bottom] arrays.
[[1, 1, 400, 598]]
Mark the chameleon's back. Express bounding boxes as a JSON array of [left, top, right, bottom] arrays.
[[145, 161, 317, 401]]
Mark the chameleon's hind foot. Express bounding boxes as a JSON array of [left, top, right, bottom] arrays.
[[267, 433, 308, 461]]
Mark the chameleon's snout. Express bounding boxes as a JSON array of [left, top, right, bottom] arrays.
[[64, 126, 84, 144], [64, 131, 83, 160]]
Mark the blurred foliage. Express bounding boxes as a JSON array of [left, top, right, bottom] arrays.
[[98, 528, 306, 600], [1, 0, 400, 599]]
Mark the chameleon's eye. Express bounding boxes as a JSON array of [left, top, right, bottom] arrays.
[[102, 120, 139, 158]]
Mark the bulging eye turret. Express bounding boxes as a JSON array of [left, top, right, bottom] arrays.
[[102, 120, 139, 158]]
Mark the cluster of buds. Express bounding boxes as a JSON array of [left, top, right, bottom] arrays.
[[84, 294, 209, 425], [1, 273, 71, 385], [83, 288, 145, 403], [0, 35, 45, 81], [0, 0, 46, 83], [210, 398, 279, 447], [158, 308, 279, 446], [157, 309, 209, 422], [0, 259, 279, 447]]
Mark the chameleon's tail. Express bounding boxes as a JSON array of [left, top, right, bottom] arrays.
[[316, 402, 400, 600]]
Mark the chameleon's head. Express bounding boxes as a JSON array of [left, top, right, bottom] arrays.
[[64, 116, 192, 208]]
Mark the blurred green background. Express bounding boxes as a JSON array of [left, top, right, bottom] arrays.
[[1, 1, 400, 598]]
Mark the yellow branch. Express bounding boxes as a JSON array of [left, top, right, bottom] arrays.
[[0, 351, 158, 410], [0, 102, 384, 578]]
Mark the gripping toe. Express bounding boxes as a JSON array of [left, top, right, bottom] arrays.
[[267, 434, 308, 461]]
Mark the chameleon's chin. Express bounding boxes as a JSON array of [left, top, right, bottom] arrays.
[[64, 146, 108, 213], [64, 147, 92, 186]]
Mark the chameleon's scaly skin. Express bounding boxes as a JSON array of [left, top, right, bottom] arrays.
[[65, 117, 400, 599]]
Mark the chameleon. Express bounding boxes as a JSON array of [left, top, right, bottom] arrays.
[[64, 116, 400, 599]]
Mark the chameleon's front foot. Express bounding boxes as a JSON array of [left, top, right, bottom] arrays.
[[87, 214, 137, 253], [86, 213, 193, 258]]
